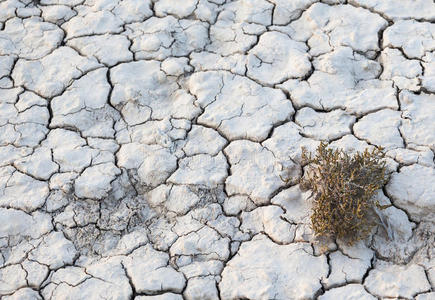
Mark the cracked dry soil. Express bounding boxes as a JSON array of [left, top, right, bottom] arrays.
[[0, 0, 435, 299]]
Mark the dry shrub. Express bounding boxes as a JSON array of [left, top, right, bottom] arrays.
[[300, 142, 389, 244]]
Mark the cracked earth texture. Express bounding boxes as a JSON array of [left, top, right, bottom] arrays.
[[0, 0, 434, 299]]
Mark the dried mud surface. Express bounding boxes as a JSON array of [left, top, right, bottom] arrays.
[[0, 0, 434, 299]]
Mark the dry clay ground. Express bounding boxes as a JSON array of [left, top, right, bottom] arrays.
[[1, 0, 435, 299]]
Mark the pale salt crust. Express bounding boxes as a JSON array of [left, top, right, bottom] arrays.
[[0, 0, 434, 299]]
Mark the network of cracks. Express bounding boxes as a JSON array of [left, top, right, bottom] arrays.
[[0, 0, 435, 299]]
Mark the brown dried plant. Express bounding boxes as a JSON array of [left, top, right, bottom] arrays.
[[300, 142, 389, 244]]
